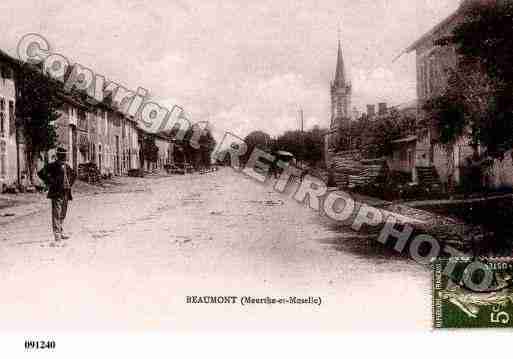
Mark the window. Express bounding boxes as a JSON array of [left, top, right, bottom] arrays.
[[96, 109, 102, 134], [418, 65, 424, 98], [429, 56, 436, 95], [1, 65, 12, 80], [0, 140, 5, 176], [400, 149, 407, 162], [104, 112, 108, 135], [337, 102, 343, 117], [407, 149, 414, 166], [89, 113, 96, 134], [107, 116, 111, 141], [0, 98, 5, 135], [422, 63, 429, 97], [78, 109, 87, 131], [9, 101, 14, 136]]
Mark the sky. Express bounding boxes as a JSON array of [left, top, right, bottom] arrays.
[[0, 0, 461, 140]]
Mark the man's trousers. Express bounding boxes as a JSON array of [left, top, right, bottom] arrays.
[[51, 197, 68, 237]]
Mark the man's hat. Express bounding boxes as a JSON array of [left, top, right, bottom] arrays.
[[56, 147, 68, 155]]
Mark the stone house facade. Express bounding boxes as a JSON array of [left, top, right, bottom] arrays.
[[53, 98, 142, 177], [0, 47, 176, 187], [405, 4, 464, 187], [405, 0, 513, 189], [0, 55, 18, 187], [0, 53, 27, 188]]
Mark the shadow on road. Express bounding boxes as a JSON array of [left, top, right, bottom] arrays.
[[318, 222, 409, 262]]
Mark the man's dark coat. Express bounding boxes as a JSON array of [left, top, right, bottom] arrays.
[[38, 161, 76, 200]]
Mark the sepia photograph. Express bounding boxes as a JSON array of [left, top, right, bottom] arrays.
[[0, 0, 512, 355]]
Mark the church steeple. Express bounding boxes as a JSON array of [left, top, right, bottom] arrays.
[[334, 38, 346, 87], [330, 30, 352, 127]]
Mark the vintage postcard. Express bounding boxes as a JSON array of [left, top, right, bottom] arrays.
[[1, 0, 513, 354]]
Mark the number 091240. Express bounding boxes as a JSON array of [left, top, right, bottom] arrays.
[[24, 340, 56, 350]]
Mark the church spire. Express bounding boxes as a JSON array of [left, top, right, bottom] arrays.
[[334, 36, 346, 87], [330, 27, 351, 124]]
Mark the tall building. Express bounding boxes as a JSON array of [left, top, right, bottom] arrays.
[[325, 36, 352, 170], [330, 38, 351, 129]]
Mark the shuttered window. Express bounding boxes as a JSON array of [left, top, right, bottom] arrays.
[[0, 98, 5, 135], [0, 140, 5, 176], [9, 101, 15, 136]]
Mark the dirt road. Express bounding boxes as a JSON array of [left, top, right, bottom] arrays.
[[0, 169, 430, 331]]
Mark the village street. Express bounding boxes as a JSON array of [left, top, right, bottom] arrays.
[[0, 169, 430, 331]]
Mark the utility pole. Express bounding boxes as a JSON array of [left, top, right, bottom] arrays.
[[300, 108, 304, 133], [299, 108, 304, 168]]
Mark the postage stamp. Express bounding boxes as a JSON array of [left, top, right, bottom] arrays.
[[433, 257, 513, 329]]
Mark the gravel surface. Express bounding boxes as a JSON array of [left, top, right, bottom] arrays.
[[0, 168, 430, 331]]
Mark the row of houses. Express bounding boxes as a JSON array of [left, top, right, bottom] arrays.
[[0, 49, 177, 189]]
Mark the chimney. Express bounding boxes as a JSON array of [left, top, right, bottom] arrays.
[[378, 102, 387, 116], [367, 104, 375, 117]]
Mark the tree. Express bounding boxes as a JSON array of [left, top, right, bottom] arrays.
[[340, 110, 416, 158], [15, 65, 62, 183], [168, 123, 216, 169], [271, 127, 327, 166], [303, 126, 325, 165], [243, 131, 271, 164], [453, 0, 513, 86], [423, 61, 494, 151], [426, 1, 513, 160], [368, 111, 401, 157], [141, 135, 159, 164], [198, 126, 217, 168]]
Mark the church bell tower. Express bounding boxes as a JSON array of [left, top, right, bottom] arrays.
[[330, 36, 351, 129]]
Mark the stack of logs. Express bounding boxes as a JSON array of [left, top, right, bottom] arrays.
[[77, 163, 101, 184], [329, 150, 387, 189]]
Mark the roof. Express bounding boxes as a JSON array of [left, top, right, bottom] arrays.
[[1, 45, 167, 138], [395, 99, 418, 111], [333, 39, 347, 86], [398, 0, 498, 60], [0, 49, 22, 67], [275, 150, 294, 158], [391, 135, 418, 144], [392, 3, 468, 62], [405, 10, 461, 53], [0, 46, 144, 126]]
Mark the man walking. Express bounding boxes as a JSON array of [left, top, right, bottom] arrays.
[[38, 147, 76, 243]]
